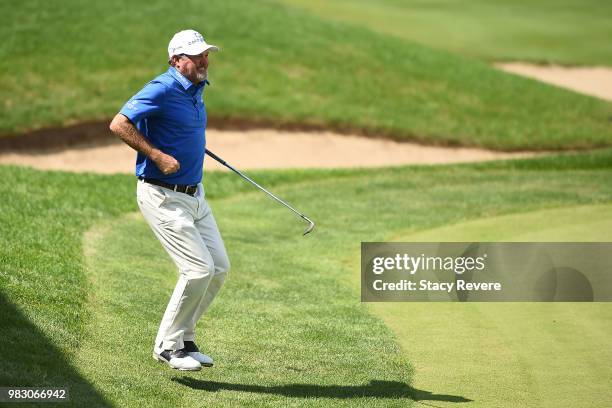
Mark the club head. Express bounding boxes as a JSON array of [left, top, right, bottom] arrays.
[[302, 218, 315, 236]]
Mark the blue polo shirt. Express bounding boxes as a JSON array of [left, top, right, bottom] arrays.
[[119, 67, 209, 185]]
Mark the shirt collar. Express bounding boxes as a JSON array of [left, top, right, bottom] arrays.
[[168, 67, 210, 92]]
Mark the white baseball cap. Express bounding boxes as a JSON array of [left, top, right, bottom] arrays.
[[167, 29, 219, 59]]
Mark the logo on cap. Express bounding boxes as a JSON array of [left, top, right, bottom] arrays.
[[187, 32, 205, 46]]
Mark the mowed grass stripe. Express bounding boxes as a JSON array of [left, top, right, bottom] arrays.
[[397, 204, 612, 242], [80, 213, 413, 407], [1, 0, 612, 149], [275, 0, 612, 66], [367, 205, 612, 407]]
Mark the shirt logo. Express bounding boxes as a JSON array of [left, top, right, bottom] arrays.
[[126, 100, 138, 110]]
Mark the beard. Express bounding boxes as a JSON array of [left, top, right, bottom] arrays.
[[195, 68, 208, 82]]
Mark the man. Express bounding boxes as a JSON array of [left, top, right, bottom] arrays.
[[109, 29, 230, 371]]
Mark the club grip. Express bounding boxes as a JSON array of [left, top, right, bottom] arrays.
[[205, 149, 226, 166]]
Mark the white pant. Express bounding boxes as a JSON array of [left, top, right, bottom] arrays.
[[136, 180, 230, 352]]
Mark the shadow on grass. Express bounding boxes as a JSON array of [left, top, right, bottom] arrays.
[[0, 292, 112, 407], [173, 378, 472, 403]]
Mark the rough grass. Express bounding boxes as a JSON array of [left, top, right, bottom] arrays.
[[0, 0, 611, 150]]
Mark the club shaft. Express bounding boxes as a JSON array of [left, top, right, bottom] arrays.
[[205, 149, 311, 222]]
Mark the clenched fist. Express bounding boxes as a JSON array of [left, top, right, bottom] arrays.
[[151, 150, 180, 175]]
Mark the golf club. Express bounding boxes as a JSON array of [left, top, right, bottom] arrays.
[[205, 149, 315, 235]]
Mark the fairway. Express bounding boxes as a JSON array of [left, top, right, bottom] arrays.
[[1, 151, 611, 406], [275, 0, 612, 66], [1, 156, 611, 407], [79, 214, 411, 407], [368, 204, 612, 407]]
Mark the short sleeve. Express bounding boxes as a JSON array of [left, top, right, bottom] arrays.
[[119, 81, 167, 124]]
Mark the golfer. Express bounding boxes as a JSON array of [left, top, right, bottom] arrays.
[[109, 29, 230, 371]]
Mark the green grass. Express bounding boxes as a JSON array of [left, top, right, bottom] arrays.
[[1, 150, 612, 406], [79, 213, 410, 407], [398, 204, 612, 241], [367, 205, 612, 407], [1, 0, 611, 150], [275, 0, 612, 66]]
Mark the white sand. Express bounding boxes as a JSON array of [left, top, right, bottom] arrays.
[[0, 129, 533, 174], [497, 63, 612, 101]]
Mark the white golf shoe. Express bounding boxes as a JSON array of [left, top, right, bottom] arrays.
[[154, 349, 201, 371], [183, 341, 214, 367]]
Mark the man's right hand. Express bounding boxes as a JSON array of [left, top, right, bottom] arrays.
[[109, 114, 180, 175], [151, 150, 180, 175]]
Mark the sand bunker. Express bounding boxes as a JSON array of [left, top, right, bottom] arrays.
[[2, 63, 608, 174], [497, 63, 612, 101], [0, 129, 532, 174]]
